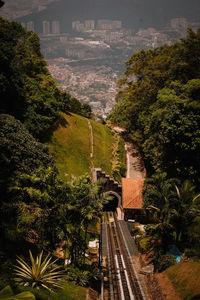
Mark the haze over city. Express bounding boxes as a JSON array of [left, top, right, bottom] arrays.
[[1, 0, 200, 117]]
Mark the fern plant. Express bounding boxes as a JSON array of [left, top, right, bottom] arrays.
[[14, 250, 65, 292]]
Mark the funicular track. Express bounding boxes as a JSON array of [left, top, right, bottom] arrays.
[[105, 212, 145, 300]]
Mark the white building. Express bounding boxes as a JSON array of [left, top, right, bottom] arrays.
[[72, 21, 83, 32], [43, 21, 50, 35], [52, 21, 60, 34], [85, 20, 95, 30]]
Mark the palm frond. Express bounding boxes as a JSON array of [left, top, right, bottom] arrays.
[[193, 193, 200, 203], [14, 250, 65, 292]]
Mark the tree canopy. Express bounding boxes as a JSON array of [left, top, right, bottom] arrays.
[[0, 17, 92, 139], [0, 18, 94, 290], [109, 28, 200, 265], [0, 17, 62, 138], [109, 28, 200, 183]]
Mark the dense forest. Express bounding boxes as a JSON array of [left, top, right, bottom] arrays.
[[109, 28, 200, 266], [0, 17, 102, 298], [0, 16, 91, 139]]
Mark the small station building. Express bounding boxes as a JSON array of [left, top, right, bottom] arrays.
[[122, 178, 145, 222]]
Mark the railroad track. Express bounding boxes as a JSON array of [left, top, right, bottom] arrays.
[[104, 212, 146, 300]]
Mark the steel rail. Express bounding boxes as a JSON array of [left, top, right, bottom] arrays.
[[114, 213, 146, 300], [104, 212, 146, 300]]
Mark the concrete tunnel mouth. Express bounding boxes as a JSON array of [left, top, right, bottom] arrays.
[[103, 191, 121, 212]]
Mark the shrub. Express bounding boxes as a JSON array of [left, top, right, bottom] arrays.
[[65, 266, 89, 287]]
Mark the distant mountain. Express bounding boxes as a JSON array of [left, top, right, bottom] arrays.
[[15, 0, 200, 33], [0, 0, 59, 20]]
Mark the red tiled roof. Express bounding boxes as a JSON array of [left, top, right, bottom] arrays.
[[122, 178, 144, 209]]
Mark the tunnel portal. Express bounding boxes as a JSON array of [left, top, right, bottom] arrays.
[[103, 191, 121, 212]]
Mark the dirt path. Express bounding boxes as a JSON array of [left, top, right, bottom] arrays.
[[113, 126, 145, 179], [125, 141, 144, 179], [87, 119, 94, 169]]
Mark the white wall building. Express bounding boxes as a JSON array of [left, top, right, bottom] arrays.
[[43, 21, 50, 35], [52, 21, 60, 34]]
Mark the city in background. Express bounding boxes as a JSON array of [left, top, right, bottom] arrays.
[[1, 0, 199, 118]]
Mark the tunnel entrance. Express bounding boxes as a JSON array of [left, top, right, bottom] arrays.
[[103, 191, 121, 212]]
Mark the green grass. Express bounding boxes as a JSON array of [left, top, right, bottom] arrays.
[[90, 119, 115, 176], [47, 113, 125, 182], [50, 282, 86, 300], [47, 113, 91, 181], [166, 260, 200, 299], [118, 138, 126, 169]]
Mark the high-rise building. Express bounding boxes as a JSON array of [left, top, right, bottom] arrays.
[[72, 21, 80, 31], [85, 20, 95, 30], [78, 23, 85, 32], [27, 21, 34, 31], [72, 21, 85, 32], [52, 21, 60, 34], [43, 21, 50, 35], [112, 21, 122, 29], [97, 19, 122, 30], [72, 21, 84, 32]]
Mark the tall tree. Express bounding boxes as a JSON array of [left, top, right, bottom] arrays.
[[109, 28, 200, 182], [0, 17, 61, 138]]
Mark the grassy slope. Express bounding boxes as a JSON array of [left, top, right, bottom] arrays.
[[90, 119, 115, 176], [48, 113, 91, 181], [47, 113, 124, 182], [50, 282, 86, 300], [166, 261, 200, 299]]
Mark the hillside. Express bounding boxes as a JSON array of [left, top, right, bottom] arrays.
[[0, 0, 58, 20], [165, 261, 200, 299], [47, 113, 125, 181]]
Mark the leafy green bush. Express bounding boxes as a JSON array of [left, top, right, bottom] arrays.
[[137, 236, 151, 253], [65, 262, 100, 287], [65, 266, 90, 287]]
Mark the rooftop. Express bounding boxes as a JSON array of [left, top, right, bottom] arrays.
[[122, 178, 144, 209]]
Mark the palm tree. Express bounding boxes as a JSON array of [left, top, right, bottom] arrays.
[[14, 250, 65, 292], [66, 175, 105, 264], [143, 172, 178, 211], [145, 177, 200, 244], [174, 180, 200, 242], [143, 173, 179, 243], [175, 180, 200, 208]]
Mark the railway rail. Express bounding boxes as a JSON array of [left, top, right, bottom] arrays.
[[103, 212, 146, 300]]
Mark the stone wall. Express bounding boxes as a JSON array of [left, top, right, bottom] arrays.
[[92, 167, 122, 205]]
